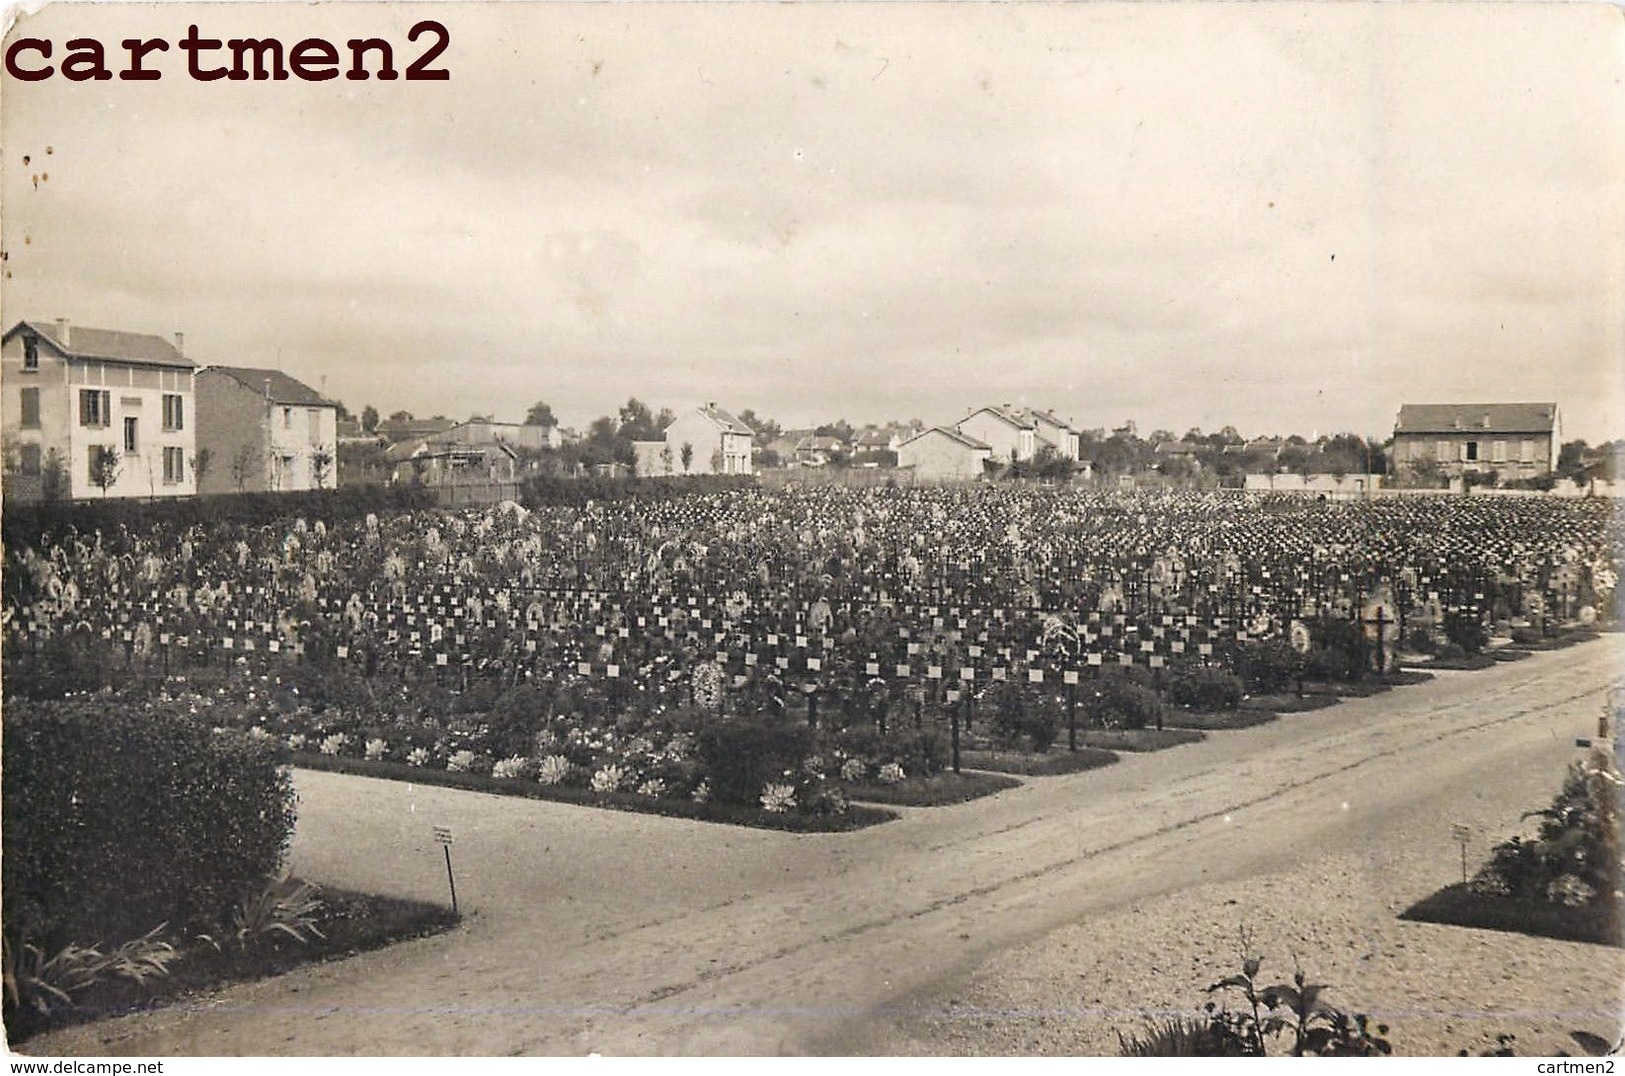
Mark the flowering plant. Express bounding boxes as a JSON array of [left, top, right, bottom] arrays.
[[446, 749, 477, 773], [590, 763, 627, 793], [760, 782, 797, 813], [536, 754, 572, 786], [491, 755, 530, 780]]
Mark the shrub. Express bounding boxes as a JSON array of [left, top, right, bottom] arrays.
[[1474, 747, 1619, 907], [695, 717, 815, 807], [1167, 665, 1243, 711], [1234, 639, 1300, 695], [1084, 675, 1161, 730], [2, 695, 296, 956], [1443, 610, 1490, 655]]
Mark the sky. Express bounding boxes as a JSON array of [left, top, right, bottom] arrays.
[[2, 1, 1622, 442]]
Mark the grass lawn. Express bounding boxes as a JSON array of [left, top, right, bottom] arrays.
[[841, 769, 1022, 806], [5, 884, 460, 1045], [958, 746, 1120, 776], [1079, 727, 1205, 752], [292, 754, 897, 832], [1400, 883, 1621, 949], [1162, 708, 1278, 731]]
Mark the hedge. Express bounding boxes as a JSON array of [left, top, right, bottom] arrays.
[[695, 717, 816, 807], [2, 486, 437, 552], [519, 473, 756, 508], [3, 695, 297, 952]]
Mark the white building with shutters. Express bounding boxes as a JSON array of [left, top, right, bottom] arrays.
[[1, 318, 197, 500]]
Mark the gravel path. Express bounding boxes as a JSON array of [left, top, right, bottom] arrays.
[[28, 637, 1623, 1057]]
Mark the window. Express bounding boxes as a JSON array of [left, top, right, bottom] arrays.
[[1436, 440, 1450, 460], [18, 444, 40, 476], [162, 393, 184, 431], [1464, 441, 1479, 462], [79, 388, 110, 427], [19, 387, 39, 428], [308, 408, 323, 444], [163, 446, 185, 484], [124, 417, 139, 454], [1492, 440, 1507, 463], [283, 407, 293, 429], [22, 337, 38, 371], [1520, 439, 1535, 463]]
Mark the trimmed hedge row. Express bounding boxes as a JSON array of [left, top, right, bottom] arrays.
[[3, 695, 297, 952], [2, 486, 437, 550], [519, 474, 756, 507]]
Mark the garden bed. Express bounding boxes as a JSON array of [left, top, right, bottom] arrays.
[[1399, 883, 1621, 949], [1410, 653, 1499, 671], [1162, 708, 1278, 731], [957, 747, 1119, 777], [291, 753, 898, 832], [1078, 728, 1205, 752], [1239, 692, 1340, 714], [6, 884, 460, 1045], [1504, 630, 1602, 652], [839, 769, 1021, 806], [1491, 647, 1533, 662]]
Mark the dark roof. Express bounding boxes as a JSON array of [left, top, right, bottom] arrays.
[[901, 426, 992, 451], [698, 405, 754, 436], [1027, 408, 1075, 431], [963, 405, 1037, 431], [1395, 403, 1559, 435], [201, 366, 336, 407], [378, 417, 457, 440], [7, 319, 193, 369]]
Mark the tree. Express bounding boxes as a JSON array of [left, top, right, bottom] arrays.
[[39, 449, 67, 503], [190, 447, 213, 490], [524, 401, 557, 427], [388, 410, 414, 423], [310, 448, 334, 489], [1557, 440, 1591, 482], [89, 447, 120, 497], [360, 405, 379, 433], [659, 443, 674, 476], [617, 398, 659, 440], [709, 447, 726, 474], [738, 409, 780, 445], [231, 444, 262, 493], [680, 442, 694, 474]]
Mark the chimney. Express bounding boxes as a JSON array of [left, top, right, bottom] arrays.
[[173, 331, 185, 356], [54, 318, 69, 348]]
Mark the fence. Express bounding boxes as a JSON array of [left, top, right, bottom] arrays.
[[431, 480, 522, 507]]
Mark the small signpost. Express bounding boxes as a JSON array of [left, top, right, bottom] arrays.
[[1450, 823, 1471, 885], [434, 825, 459, 916]]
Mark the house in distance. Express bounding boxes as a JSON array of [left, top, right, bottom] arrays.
[[194, 366, 340, 494], [1391, 402, 1561, 483], [1, 318, 197, 500]]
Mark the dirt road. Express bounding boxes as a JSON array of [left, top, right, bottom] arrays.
[[33, 637, 1622, 1056]]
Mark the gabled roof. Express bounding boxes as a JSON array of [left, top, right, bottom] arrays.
[[695, 404, 754, 436], [201, 366, 335, 407], [901, 426, 992, 452], [6, 319, 193, 369], [1395, 403, 1559, 435], [1026, 408, 1076, 432], [962, 405, 1037, 431], [378, 417, 457, 441]]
